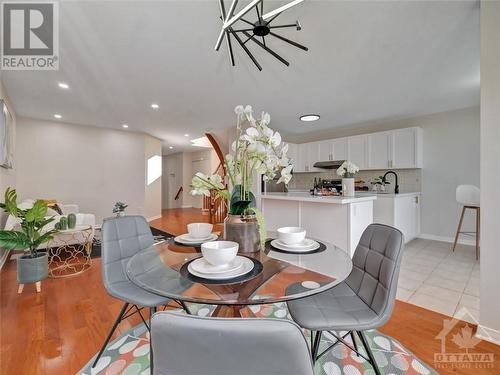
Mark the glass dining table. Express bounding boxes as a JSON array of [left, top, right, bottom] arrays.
[[126, 233, 353, 317]]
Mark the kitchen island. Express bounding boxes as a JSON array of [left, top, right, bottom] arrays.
[[258, 192, 376, 257]]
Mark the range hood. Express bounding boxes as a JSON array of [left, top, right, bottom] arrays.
[[313, 160, 345, 169]]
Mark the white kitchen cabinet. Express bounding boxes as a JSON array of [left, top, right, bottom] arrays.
[[347, 135, 368, 169], [367, 132, 392, 169], [318, 140, 334, 161], [287, 143, 299, 170], [391, 127, 423, 168], [295, 143, 308, 172], [370, 193, 421, 243], [332, 138, 348, 160], [307, 142, 321, 171]]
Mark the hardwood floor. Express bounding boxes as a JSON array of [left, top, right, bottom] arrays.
[[1, 208, 498, 374]]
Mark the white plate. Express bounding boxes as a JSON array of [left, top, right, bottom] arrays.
[[190, 257, 243, 275], [270, 239, 320, 252], [275, 238, 317, 249], [175, 233, 218, 245], [188, 256, 254, 280], [178, 233, 214, 241]]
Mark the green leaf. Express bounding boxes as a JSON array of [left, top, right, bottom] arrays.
[[32, 230, 57, 248], [25, 200, 48, 223], [0, 231, 31, 251], [229, 185, 256, 215]]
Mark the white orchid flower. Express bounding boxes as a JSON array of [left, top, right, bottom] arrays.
[[270, 131, 282, 147]]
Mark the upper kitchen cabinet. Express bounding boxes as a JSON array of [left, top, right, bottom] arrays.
[[318, 140, 334, 161], [332, 138, 348, 160], [347, 135, 368, 169], [307, 142, 321, 171], [286, 143, 299, 170], [391, 127, 423, 169], [367, 132, 392, 169]]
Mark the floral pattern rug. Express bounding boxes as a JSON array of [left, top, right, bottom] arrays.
[[78, 302, 437, 375]]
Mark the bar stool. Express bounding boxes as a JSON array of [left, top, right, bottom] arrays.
[[452, 185, 480, 259]]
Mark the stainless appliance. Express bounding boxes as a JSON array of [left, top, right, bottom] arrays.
[[313, 160, 345, 169], [321, 179, 343, 193]]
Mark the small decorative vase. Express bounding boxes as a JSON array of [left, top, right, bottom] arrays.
[[224, 214, 260, 253], [17, 252, 48, 284], [116, 211, 125, 217], [342, 178, 355, 197], [380, 184, 386, 193]]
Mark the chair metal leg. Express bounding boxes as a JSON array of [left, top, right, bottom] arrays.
[[150, 307, 157, 373], [312, 330, 322, 363], [357, 331, 381, 375], [179, 300, 191, 315], [453, 206, 466, 252], [350, 331, 359, 356], [92, 302, 129, 368]]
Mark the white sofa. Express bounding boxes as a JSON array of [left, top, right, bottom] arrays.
[[4, 199, 95, 249]]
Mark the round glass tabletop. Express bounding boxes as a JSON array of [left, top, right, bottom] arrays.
[[126, 235, 352, 308]]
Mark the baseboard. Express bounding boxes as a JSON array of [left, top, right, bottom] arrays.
[[476, 324, 500, 345], [147, 214, 162, 222], [181, 205, 193, 208], [0, 249, 10, 271], [418, 233, 476, 246]]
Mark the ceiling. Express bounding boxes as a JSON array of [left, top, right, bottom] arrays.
[[1, 0, 479, 154]]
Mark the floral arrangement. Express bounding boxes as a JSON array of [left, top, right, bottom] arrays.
[[112, 202, 128, 213], [190, 105, 293, 216], [336, 161, 359, 178]]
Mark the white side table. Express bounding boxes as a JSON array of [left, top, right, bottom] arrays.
[[47, 225, 93, 278]]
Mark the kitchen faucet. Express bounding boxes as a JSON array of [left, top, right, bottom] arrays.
[[383, 171, 399, 194]]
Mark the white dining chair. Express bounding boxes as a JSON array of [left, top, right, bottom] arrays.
[[453, 185, 480, 259]]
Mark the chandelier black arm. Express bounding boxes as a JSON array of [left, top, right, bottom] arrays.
[[226, 31, 235, 66], [232, 30, 262, 71], [231, 27, 256, 33], [255, 3, 260, 20], [268, 24, 298, 30], [241, 31, 289, 66], [265, 12, 281, 25], [240, 17, 255, 26], [269, 31, 308, 51]]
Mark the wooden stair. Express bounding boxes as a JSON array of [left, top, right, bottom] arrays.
[[203, 133, 228, 224]]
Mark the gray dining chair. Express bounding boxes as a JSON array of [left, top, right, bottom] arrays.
[[287, 223, 404, 375], [93, 216, 187, 369], [150, 311, 315, 375]]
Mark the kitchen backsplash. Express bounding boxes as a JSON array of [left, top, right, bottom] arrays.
[[288, 169, 422, 193]]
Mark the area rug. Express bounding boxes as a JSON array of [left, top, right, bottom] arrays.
[[78, 302, 437, 375]]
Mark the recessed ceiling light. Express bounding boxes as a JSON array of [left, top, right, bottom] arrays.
[[184, 133, 189, 137], [169, 146, 173, 149], [58, 82, 69, 89], [54, 114, 62, 119], [122, 124, 129, 128], [300, 114, 320, 122], [151, 103, 159, 109]]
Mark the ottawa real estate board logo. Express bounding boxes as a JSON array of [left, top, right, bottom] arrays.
[[1, 1, 59, 70]]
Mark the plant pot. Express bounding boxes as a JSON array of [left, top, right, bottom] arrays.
[[342, 178, 355, 197], [17, 252, 48, 284], [116, 211, 125, 217], [223, 214, 260, 253]]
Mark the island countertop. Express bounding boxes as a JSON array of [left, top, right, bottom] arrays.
[[258, 192, 377, 204]]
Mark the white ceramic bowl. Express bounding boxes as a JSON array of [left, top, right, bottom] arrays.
[[277, 227, 307, 245], [187, 223, 213, 239], [201, 241, 239, 266]]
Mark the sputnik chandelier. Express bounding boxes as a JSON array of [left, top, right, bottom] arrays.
[[214, 0, 308, 70]]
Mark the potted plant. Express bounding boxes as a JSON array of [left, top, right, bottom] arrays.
[[190, 105, 293, 252], [113, 202, 128, 217], [337, 161, 359, 197], [0, 188, 57, 285]]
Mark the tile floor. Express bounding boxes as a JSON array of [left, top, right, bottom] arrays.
[[397, 238, 480, 323]]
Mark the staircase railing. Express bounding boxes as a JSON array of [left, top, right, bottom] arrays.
[[174, 186, 183, 201]]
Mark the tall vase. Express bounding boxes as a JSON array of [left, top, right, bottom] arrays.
[[224, 214, 260, 253], [342, 178, 355, 197]]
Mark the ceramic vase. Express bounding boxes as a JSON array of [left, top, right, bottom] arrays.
[[223, 214, 260, 253], [342, 178, 355, 197]]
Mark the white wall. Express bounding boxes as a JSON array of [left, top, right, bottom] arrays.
[[478, 0, 500, 344], [0, 81, 17, 229], [162, 153, 183, 209], [15, 117, 161, 223], [144, 135, 162, 220], [285, 107, 480, 243]]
